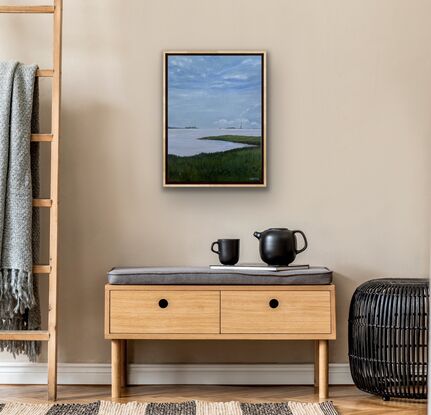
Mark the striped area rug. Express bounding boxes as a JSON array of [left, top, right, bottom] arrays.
[[0, 400, 338, 414]]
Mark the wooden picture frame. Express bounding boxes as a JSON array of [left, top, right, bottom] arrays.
[[163, 51, 266, 187]]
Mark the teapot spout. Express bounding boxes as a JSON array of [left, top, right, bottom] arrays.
[[253, 231, 262, 239]]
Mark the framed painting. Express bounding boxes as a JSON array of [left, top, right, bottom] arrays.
[[163, 51, 266, 187]]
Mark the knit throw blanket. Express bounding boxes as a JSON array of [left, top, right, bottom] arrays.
[[0, 61, 41, 361]]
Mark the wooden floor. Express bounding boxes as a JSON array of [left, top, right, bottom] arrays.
[[0, 385, 426, 414]]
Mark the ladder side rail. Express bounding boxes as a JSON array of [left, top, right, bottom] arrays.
[[47, 0, 62, 401]]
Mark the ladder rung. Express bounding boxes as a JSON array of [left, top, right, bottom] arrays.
[[36, 69, 54, 78], [31, 134, 53, 142], [32, 198, 52, 207], [33, 264, 51, 274], [0, 330, 49, 341], [0, 6, 54, 14]]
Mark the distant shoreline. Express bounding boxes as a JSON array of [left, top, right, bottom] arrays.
[[168, 127, 261, 130], [168, 127, 197, 129], [198, 135, 261, 146]]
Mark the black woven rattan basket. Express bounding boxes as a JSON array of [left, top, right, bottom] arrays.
[[348, 278, 429, 400]]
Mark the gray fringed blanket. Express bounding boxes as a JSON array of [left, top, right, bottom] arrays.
[[0, 61, 40, 361]]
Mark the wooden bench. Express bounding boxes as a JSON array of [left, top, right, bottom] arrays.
[[105, 283, 336, 399]]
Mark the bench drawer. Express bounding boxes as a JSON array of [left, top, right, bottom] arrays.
[[221, 291, 331, 334], [110, 291, 220, 334]]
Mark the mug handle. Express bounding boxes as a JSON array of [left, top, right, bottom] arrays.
[[211, 241, 219, 254], [293, 230, 308, 254]]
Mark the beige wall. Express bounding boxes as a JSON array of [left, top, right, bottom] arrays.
[[0, 0, 430, 365]]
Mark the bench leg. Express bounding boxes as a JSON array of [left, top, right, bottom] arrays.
[[120, 340, 127, 388], [318, 340, 329, 400], [112, 339, 122, 399], [314, 340, 319, 388]]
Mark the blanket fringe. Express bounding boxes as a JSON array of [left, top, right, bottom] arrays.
[[0, 340, 40, 362], [0, 268, 35, 315], [0, 311, 40, 362], [0, 269, 39, 362]]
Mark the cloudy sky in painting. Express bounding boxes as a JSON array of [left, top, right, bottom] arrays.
[[167, 55, 262, 129]]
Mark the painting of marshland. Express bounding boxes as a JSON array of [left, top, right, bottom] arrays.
[[164, 53, 265, 186]]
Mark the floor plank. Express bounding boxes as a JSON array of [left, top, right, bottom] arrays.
[[0, 385, 426, 415]]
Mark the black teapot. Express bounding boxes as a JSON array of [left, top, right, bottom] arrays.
[[253, 228, 308, 266]]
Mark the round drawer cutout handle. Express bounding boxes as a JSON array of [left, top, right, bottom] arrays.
[[269, 298, 279, 309], [158, 299, 169, 309]]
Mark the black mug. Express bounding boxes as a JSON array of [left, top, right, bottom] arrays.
[[211, 239, 239, 265]]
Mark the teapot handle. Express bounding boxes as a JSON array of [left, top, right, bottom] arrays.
[[293, 230, 308, 254]]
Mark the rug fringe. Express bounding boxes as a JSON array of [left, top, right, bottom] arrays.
[[0, 400, 338, 415]]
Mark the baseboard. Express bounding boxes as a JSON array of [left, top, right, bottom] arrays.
[[0, 363, 353, 385]]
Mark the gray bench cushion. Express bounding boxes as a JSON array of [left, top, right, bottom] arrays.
[[107, 266, 332, 285]]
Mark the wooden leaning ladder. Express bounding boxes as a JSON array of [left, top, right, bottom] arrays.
[[0, 0, 62, 401]]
